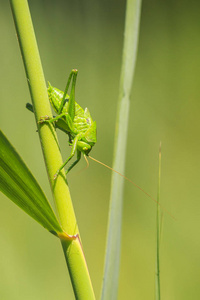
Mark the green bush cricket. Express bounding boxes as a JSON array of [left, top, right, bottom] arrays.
[[27, 69, 97, 179], [26, 69, 173, 216]]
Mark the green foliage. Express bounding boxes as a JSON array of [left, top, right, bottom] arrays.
[[0, 129, 63, 236], [101, 0, 142, 299]]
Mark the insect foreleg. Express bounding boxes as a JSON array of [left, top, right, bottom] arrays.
[[38, 112, 68, 124], [54, 134, 80, 179]]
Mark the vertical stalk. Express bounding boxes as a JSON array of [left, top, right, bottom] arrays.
[[9, 0, 95, 299], [155, 143, 162, 300], [101, 0, 142, 299]]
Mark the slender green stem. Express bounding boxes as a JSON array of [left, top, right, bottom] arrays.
[[9, 1, 95, 299], [155, 142, 162, 300], [101, 0, 142, 299]]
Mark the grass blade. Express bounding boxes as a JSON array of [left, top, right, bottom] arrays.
[[0, 129, 63, 236], [155, 142, 162, 300], [101, 0, 142, 299]]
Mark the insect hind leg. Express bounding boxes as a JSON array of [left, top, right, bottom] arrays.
[[66, 150, 81, 174], [58, 69, 78, 116], [54, 134, 80, 179]]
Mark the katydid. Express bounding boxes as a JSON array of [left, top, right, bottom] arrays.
[[26, 69, 173, 216], [27, 69, 97, 179]]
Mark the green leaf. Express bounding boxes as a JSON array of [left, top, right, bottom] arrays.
[[101, 0, 142, 299], [0, 129, 63, 236]]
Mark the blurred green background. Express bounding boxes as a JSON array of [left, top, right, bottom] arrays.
[[1, 0, 200, 299]]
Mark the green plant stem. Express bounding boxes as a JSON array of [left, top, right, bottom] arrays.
[[9, 0, 95, 299], [101, 0, 142, 299], [155, 143, 161, 300]]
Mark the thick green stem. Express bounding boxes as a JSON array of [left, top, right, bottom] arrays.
[[101, 0, 142, 299], [9, 0, 95, 299]]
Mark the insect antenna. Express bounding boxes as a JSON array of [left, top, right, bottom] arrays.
[[88, 155, 175, 219]]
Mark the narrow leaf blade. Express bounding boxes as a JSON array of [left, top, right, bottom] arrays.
[[101, 0, 142, 299], [155, 142, 162, 300]]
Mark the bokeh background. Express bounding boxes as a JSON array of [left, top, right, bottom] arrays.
[[1, 1, 200, 299]]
